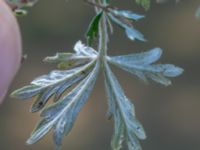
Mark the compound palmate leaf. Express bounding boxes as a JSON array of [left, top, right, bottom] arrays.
[[11, 1, 184, 150]]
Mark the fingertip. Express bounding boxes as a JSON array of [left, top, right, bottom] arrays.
[[0, 89, 7, 105]]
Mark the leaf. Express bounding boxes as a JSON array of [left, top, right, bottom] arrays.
[[7, 0, 38, 8], [105, 63, 146, 139], [26, 61, 100, 146], [32, 62, 95, 112], [111, 10, 145, 21], [43, 53, 74, 63], [13, 62, 94, 112], [26, 118, 53, 145], [104, 70, 125, 150], [44, 42, 97, 69], [107, 48, 183, 86], [108, 14, 146, 42], [105, 0, 110, 4], [104, 62, 146, 150], [105, 14, 114, 34], [12, 52, 96, 113], [31, 61, 95, 87], [111, 111, 125, 150], [126, 133, 142, 150], [145, 72, 171, 85], [104, 73, 116, 119], [11, 85, 44, 100], [105, 74, 125, 149], [196, 6, 200, 19], [125, 26, 146, 42], [135, 0, 151, 11], [14, 9, 27, 16], [108, 47, 162, 65], [86, 12, 103, 46], [7, 0, 38, 15], [30, 75, 87, 113], [73, 41, 98, 57], [31, 86, 59, 113], [53, 74, 87, 102], [149, 64, 184, 77]]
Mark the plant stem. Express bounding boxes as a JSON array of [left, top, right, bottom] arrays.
[[98, 13, 108, 58], [98, 3, 109, 68], [92, 0, 108, 66]]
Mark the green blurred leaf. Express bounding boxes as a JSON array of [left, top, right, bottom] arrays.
[[135, 0, 151, 10], [14, 9, 27, 16], [86, 12, 103, 46], [196, 6, 200, 19]]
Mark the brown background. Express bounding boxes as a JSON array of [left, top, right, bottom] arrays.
[[1, 0, 200, 149]]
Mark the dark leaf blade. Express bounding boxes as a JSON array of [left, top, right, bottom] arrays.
[[86, 12, 103, 46]]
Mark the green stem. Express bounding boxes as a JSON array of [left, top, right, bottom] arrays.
[[98, 13, 108, 58], [99, 1, 109, 68], [92, 0, 108, 66]]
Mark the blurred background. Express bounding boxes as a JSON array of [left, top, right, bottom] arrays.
[[1, 0, 200, 149]]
